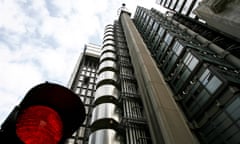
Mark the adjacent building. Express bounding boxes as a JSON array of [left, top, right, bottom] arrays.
[[66, 5, 240, 144]]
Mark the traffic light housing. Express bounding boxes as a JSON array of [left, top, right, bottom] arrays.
[[0, 82, 86, 143]]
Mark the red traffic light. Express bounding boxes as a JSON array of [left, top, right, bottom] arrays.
[[15, 82, 86, 143], [16, 105, 63, 144]]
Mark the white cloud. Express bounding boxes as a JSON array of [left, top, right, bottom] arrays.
[[0, 0, 164, 124]]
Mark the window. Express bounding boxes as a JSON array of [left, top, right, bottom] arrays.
[[81, 89, 86, 95], [87, 90, 92, 96], [226, 98, 240, 121], [170, 1, 177, 9], [164, 33, 173, 45], [199, 69, 222, 94], [165, 0, 171, 7], [175, 0, 185, 12], [184, 53, 199, 71], [181, 0, 192, 15], [88, 84, 93, 89], [75, 88, 80, 94], [172, 41, 184, 56]]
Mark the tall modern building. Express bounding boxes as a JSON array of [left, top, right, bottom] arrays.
[[66, 5, 240, 144]]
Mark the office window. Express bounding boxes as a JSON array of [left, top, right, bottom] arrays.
[[81, 89, 86, 95], [189, 0, 200, 18], [87, 90, 92, 96], [172, 41, 184, 56], [170, 0, 177, 9], [199, 69, 222, 94], [88, 84, 93, 90], [184, 53, 199, 71], [164, 33, 173, 45], [181, 0, 193, 15], [175, 0, 185, 12], [226, 97, 240, 121], [152, 22, 158, 31], [157, 27, 165, 40], [165, 0, 171, 7], [75, 88, 80, 94], [200, 98, 240, 144], [89, 78, 94, 83]]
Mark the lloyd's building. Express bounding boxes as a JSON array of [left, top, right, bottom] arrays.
[[66, 4, 240, 144]]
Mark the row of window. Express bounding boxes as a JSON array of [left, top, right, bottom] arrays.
[[157, 0, 202, 18], [66, 56, 99, 144], [134, 7, 240, 144]]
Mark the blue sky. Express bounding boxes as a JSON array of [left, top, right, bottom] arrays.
[[0, 0, 166, 124]]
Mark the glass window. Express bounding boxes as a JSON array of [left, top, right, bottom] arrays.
[[79, 76, 84, 81], [87, 90, 92, 96], [184, 53, 199, 71], [88, 84, 93, 89], [149, 18, 153, 26], [75, 88, 80, 94], [90, 78, 94, 83], [206, 76, 222, 94], [170, 1, 177, 9], [199, 69, 222, 94], [91, 73, 95, 77], [86, 71, 90, 77], [158, 27, 165, 38], [199, 69, 210, 85], [165, 0, 171, 7], [172, 41, 184, 56], [164, 33, 173, 45], [226, 98, 240, 120], [152, 22, 158, 31], [181, 0, 192, 15], [81, 89, 86, 95], [175, 0, 185, 12], [78, 82, 82, 87]]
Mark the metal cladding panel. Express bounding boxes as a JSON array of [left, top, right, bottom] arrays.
[[94, 84, 119, 104], [88, 129, 121, 144], [105, 25, 114, 29], [101, 45, 116, 54], [104, 35, 115, 41], [104, 31, 114, 36], [100, 52, 117, 62], [90, 103, 120, 130], [103, 40, 115, 46], [96, 71, 118, 87], [98, 60, 117, 73]]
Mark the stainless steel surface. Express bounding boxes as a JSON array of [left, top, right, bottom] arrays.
[[98, 60, 117, 73], [103, 40, 115, 46], [105, 25, 114, 29], [94, 84, 119, 104], [104, 28, 114, 33], [96, 71, 118, 87], [104, 35, 114, 41], [91, 103, 120, 125], [104, 29, 114, 35], [88, 129, 121, 144], [102, 45, 116, 53], [100, 52, 117, 62], [104, 30, 114, 35]]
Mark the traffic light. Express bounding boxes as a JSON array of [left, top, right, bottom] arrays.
[[0, 82, 86, 144]]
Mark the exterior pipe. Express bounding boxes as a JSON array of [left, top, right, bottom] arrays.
[[167, 17, 240, 69]]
